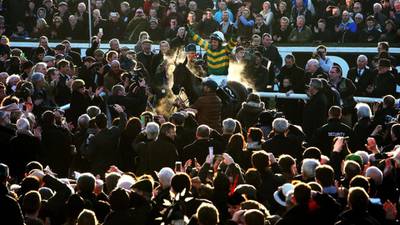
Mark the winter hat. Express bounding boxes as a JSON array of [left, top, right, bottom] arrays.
[[273, 183, 294, 207], [345, 154, 363, 168]]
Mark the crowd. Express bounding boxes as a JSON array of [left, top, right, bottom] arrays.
[[1, 1, 400, 225], [0, 0, 400, 43]]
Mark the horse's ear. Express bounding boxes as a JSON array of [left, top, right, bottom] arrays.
[[183, 57, 188, 66]]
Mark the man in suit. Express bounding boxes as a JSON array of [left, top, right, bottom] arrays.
[[182, 124, 220, 164], [347, 55, 375, 96]]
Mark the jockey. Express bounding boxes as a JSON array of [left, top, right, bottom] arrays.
[[187, 27, 237, 85]]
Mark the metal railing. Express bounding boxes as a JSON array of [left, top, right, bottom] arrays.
[[256, 92, 385, 103]]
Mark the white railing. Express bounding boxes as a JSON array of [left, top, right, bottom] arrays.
[[256, 92, 385, 103]]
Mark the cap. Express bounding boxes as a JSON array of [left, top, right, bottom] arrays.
[[378, 58, 391, 67], [345, 153, 363, 167], [55, 54, 65, 60], [273, 183, 294, 206], [202, 78, 218, 91], [185, 43, 197, 53], [142, 39, 153, 44], [132, 179, 153, 193], [43, 55, 55, 62]]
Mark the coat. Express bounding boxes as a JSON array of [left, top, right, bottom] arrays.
[[372, 71, 396, 97], [192, 92, 223, 132], [262, 133, 303, 160], [335, 209, 381, 225], [182, 139, 221, 165], [0, 184, 24, 225], [347, 67, 375, 96], [8, 131, 41, 180], [145, 135, 179, 173], [87, 112, 127, 176], [278, 64, 306, 93], [41, 125, 74, 177], [303, 91, 329, 140], [312, 118, 353, 156], [236, 101, 265, 131]]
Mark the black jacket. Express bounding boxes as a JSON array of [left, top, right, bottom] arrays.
[[335, 209, 381, 225], [146, 135, 179, 173], [347, 67, 375, 96], [87, 112, 127, 176], [0, 184, 24, 225], [262, 133, 304, 160], [8, 131, 41, 180], [372, 71, 396, 97], [236, 101, 265, 131], [303, 91, 329, 140], [41, 125, 74, 177], [278, 64, 306, 93], [182, 139, 219, 165], [312, 118, 353, 156]]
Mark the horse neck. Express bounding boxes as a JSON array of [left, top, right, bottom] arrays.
[[183, 69, 202, 103]]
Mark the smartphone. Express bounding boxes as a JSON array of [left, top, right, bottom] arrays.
[[175, 161, 182, 172], [99, 28, 103, 35]]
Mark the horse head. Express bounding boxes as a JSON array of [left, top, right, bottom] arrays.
[[171, 57, 189, 95]]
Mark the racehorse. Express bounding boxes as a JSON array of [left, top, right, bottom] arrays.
[[171, 58, 249, 118]]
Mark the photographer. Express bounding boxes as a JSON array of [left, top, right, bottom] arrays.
[[313, 45, 333, 73]]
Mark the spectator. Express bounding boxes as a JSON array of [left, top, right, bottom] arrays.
[[278, 54, 305, 93], [126, 8, 149, 41], [303, 78, 329, 139], [214, 1, 234, 23], [237, 7, 255, 43], [335, 187, 381, 225], [189, 79, 222, 131], [197, 8, 219, 38], [359, 16, 382, 43], [347, 55, 375, 96], [335, 10, 358, 42], [370, 58, 396, 97], [219, 11, 236, 41], [259, 1, 274, 32], [252, 14, 269, 36], [237, 93, 266, 131], [313, 18, 334, 43], [288, 15, 312, 42], [273, 16, 292, 43], [87, 104, 127, 176], [146, 122, 178, 173]]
